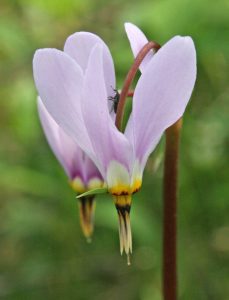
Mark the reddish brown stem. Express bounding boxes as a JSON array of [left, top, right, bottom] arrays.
[[115, 41, 160, 130], [127, 90, 134, 97], [163, 118, 182, 300]]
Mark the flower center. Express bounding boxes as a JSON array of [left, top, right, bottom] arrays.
[[109, 178, 142, 196], [70, 176, 103, 193]]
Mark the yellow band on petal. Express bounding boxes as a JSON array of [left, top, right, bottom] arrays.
[[130, 178, 142, 194], [109, 178, 142, 196], [109, 184, 130, 196], [70, 176, 105, 194], [87, 178, 104, 190], [106, 160, 142, 196], [70, 176, 86, 194]]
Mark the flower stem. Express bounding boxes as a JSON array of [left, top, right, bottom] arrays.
[[127, 90, 134, 97], [163, 118, 182, 300], [115, 41, 160, 131]]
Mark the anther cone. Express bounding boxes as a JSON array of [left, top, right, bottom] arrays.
[[78, 196, 96, 240], [114, 195, 132, 264]]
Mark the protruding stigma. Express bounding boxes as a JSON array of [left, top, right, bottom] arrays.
[[114, 195, 132, 264], [78, 196, 96, 240]]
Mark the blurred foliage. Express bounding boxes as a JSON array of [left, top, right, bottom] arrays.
[[0, 0, 228, 299]]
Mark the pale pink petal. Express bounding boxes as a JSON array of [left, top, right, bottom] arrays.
[[83, 155, 103, 182], [33, 48, 98, 166], [64, 32, 116, 100], [38, 97, 102, 183], [38, 97, 71, 177], [131, 36, 197, 170], [38, 97, 86, 179], [124, 114, 134, 145], [81, 44, 133, 177], [124, 22, 155, 73]]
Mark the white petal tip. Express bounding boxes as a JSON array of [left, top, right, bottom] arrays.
[[124, 22, 136, 29], [33, 48, 54, 57], [124, 22, 131, 28], [171, 35, 195, 46]]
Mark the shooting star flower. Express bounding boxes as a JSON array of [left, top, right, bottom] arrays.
[[33, 25, 196, 263], [38, 97, 103, 240]]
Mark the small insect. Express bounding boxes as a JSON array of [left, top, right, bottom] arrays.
[[108, 88, 120, 113]]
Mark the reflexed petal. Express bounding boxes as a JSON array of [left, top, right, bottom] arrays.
[[124, 114, 133, 145], [64, 32, 116, 98], [81, 44, 133, 181], [83, 155, 103, 183], [132, 36, 197, 170], [124, 22, 155, 73], [38, 97, 85, 179], [33, 48, 98, 166]]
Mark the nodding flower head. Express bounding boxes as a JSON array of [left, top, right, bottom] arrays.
[[38, 98, 103, 240], [33, 23, 196, 262]]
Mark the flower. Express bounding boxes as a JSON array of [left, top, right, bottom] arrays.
[[33, 24, 196, 261], [38, 97, 103, 240]]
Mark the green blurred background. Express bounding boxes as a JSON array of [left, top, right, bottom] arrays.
[[0, 0, 228, 299]]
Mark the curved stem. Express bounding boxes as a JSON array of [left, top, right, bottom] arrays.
[[127, 90, 134, 97], [115, 41, 160, 130], [163, 118, 182, 300]]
